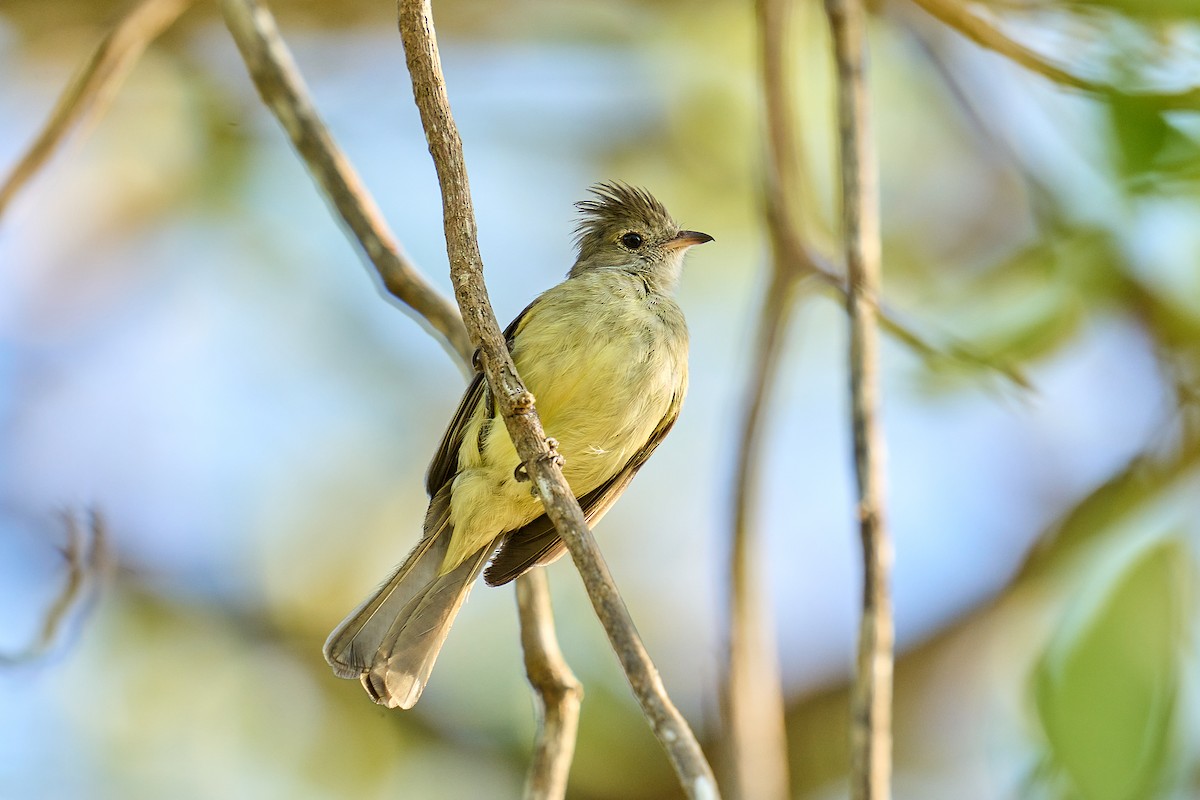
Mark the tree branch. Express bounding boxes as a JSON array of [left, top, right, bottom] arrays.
[[220, 0, 472, 364], [516, 569, 583, 799], [218, 0, 580, 786], [772, 217, 1030, 390], [724, 266, 795, 800], [0, 509, 107, 666], [0, 0, 196, 220], [720, 0, 808, 798], [907, 0, 1200, 110], [395, 1, 718, 796], [823, 1, 894, 799]]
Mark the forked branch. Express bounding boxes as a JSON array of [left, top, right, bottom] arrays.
[[0, 510, 107, 666]]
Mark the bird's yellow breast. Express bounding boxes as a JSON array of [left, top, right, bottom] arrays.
[[442, 270, 688, 571]]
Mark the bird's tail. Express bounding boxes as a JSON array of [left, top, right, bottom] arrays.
[[323, 487, 493, 709]]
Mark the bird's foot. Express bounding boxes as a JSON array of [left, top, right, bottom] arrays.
[[512, 438, 565, 488], [542, 437, 565, 469]]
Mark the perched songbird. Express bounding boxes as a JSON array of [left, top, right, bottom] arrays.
[[323, 182, 712, 708]]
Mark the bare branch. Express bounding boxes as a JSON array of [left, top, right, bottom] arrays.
[[516, 569, 583, 800], [0, 0, 196, 220], [824, 0, 894, 798], [719, 0, 807, 798], [396, 0, 718, 795], [908, 0, 1200, 110], [220, 0, 473, 364], [723, 269, 795, 800], [219, 0, 580, 781], [773, 221, 1030, 390], [0, 509, 107, 666]]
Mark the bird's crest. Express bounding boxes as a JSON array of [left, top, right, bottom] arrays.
[[574, 181, 676, 244]]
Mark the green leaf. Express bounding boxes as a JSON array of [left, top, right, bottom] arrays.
[[1034, 538, 1190, 800], [1065, 0, 1200, 21], [1107, 92, 1200, 188]]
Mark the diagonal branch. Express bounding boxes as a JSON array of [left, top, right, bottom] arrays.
[[396, 0, 718, 796], [220, 0, 472, 364], [907, 0, 1200, 110], [218, 0, 580, 787], [824, 0, 894, 798], [0, 0, 196, 220], [771, 218, 1030, 389]]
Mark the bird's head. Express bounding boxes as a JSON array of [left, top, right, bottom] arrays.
[[569, 182, 712, 292]]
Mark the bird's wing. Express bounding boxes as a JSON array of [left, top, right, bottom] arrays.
[[424, 302, 537, 496], [483, 387, 685, 587]]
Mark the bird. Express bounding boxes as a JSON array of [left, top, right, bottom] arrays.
[[323, 182, 712, 708]]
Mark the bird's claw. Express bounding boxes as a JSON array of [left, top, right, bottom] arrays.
[[512, 438, 564, 486], [543, 438, 565, 469]]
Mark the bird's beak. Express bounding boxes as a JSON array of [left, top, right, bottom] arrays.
[[665, 230, 714, 251]]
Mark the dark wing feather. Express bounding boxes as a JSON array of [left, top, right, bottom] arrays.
[[484, 392, 684, 586], [424, 302, 537, 496], [424, 374, 485, 495]]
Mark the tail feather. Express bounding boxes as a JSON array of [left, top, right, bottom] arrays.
[[362, 543, 494, 709], [323, 486, 453, 680], [322, 533, 446, 679], [324, 483, 500, 708]]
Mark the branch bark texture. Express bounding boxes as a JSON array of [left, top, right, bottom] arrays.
[[219, 0, 580, 788], [823, 1, 894, 799], [396, 0, 718, 796]]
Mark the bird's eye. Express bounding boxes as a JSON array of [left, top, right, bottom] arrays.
[[621, 232, 644, 249]]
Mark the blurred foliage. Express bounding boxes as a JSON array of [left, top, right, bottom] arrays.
[[1034, 538, 1190, 799], [1061, 0, 1200, 21]]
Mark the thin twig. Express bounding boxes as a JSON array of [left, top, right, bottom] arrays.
[[219, 0, 580, 783], [775, 223, 1030, 390], [0, 0, 196, 220], [908, 0, 1200, 110], [220, 0, 472, 364], [396, 1, 718, 796], [824, 1, 894, 798], [0, 509, 107, 666], [516, 569, 584, 800], [718, 0, 1029, 393]]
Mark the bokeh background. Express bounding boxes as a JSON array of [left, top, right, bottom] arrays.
[[2, 0, 1198, 798]]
